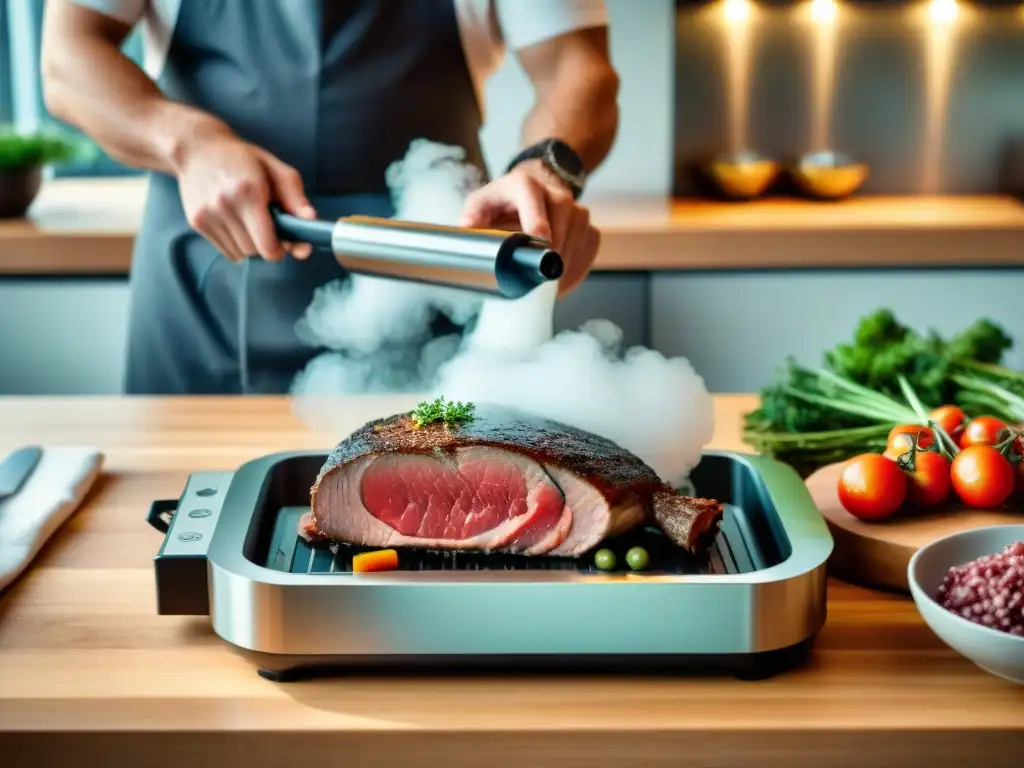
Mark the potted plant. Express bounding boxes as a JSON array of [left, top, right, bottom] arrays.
[[0, 129, 88, 218]]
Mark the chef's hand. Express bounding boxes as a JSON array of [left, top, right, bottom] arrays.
[[459, 160, 599, 295], [174, 123, 317, 262]]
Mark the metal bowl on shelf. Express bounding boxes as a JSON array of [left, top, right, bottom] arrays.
[[702, 151, 780, 201], [791, 151, 870, 200]]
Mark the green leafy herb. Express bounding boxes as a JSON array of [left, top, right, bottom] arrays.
[[743, 309, 1022, 476], [953, 367, 1024, 423], [822, 309, 1012, 406], [0, 129, 95, 172], [410, 396, 476, 428]]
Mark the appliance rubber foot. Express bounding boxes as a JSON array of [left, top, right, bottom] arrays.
[[257, 667, 309, 683], [732, 665, 779, 682], [731, 637, 816, 681]]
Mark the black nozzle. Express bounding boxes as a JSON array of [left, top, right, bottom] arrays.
[[537, 249, 564, 281], [490, 234, 564, 298], [510, 243, 563, 282], [269, 205, 334, 250]]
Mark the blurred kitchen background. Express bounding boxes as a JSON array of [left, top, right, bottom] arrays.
[[2, 0, 1024, 395]]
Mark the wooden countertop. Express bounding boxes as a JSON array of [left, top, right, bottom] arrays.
[[3, 178, 1024, 276], [0, 395, 1021, 767]]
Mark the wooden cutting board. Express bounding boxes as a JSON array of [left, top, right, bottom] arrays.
[[805, 461, 1024, 593]]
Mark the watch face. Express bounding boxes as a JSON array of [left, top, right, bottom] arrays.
[[549, 140, 584, 177]]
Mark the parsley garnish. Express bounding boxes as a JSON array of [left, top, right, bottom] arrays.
[[410, 396, 476, 428]]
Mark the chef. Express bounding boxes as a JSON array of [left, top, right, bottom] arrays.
[[40, 0, 620, 395]]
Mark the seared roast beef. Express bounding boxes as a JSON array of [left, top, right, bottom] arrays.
[[303, 405, 722, 556]]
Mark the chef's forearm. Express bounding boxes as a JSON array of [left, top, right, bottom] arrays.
[[40, 1, 228, 175], [520, 73, 619, 172], [517, 28, 620, 173]]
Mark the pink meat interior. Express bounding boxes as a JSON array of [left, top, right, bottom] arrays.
[[359, 452, 565, 544]]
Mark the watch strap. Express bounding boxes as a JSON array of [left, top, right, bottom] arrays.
[[506, 139, 586, 199]]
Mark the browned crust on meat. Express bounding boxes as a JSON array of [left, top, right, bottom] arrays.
[[652, 493, 724, 552], [310, 404, 667, 501], [308, 404, 720, 554]]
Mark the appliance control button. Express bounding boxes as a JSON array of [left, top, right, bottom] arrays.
[[187, 508, 213, 518], [177, 531, 203, 542], [195, 487, 218, 497]]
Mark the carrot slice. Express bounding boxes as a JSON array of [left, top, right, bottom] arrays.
[[351, 549, 399, 573]]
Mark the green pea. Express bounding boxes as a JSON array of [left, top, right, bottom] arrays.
[[625, 546, 649, 571], [594, 548, 617, 571]]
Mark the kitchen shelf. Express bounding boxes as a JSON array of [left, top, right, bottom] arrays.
[[593, 195, 1024, 232], [2, 178, 1024, 275], [591, 195, 1024, 271]]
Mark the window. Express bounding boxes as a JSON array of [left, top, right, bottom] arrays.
[[0, 3, 11, 125], [1, 0, 144, 177]]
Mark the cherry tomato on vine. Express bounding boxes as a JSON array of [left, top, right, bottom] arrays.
[[884, 425, 933, 460], [887, 424, 933, 449], [929, 405, 966, 439], [1011, 435, 1024, 497], [959, 416, 1009, 449], [950, 445, 1015, 509], [837, 453, 907, 520], [900, 450, 950, 509]]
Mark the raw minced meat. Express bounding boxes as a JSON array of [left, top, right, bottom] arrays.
[[936, 541, 1024, 637]]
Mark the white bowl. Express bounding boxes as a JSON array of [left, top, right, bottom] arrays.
[[907, 524, 1024, 685]]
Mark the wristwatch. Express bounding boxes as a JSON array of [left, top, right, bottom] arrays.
[[506, 139, 587, 200]]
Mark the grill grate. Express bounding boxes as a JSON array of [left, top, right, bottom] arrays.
[[266, 505, 762, 576]]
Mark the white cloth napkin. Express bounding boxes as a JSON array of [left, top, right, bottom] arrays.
[[0, 447, 104, 591]]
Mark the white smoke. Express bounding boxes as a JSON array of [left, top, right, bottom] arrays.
[[290, 139, 715, 487], [291, 140, 484, 393]]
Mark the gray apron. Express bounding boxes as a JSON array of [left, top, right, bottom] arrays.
[[124, 0, 486, 394]]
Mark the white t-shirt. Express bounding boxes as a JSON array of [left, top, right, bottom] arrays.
[[67, 0, 609, 113]]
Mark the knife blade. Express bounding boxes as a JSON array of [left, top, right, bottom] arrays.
[[0, 446, 43, 502]]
